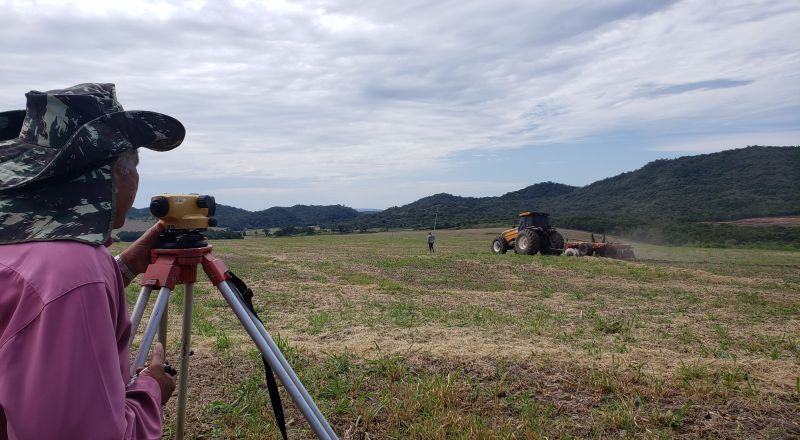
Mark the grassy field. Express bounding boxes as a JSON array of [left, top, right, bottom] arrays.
[[113, 228, 800, 439]]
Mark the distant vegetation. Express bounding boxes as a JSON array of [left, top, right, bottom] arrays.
[[204, 229, 245, 240], [128, 204, 360, 229], [625, 223, 800, 250], [115, 228, 244, 242], [269, 226, 318, 237], [116, 230, 146, 242], [346, 146, 799, 229], [341, 146, 800, 248], [126, 146, 800, 248]]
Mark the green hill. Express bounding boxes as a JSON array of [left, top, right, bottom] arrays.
[[347, 146, 800, 234], [346, 182, 577, 230], [127, 146, 799, 247], [553, 146, 800, 231]]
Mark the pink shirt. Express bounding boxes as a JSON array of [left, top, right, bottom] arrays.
[[0, 241, 162, 440]]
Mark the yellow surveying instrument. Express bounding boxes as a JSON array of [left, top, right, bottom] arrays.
[[147, 193, 219, 249], [149, 193, 218, 230], [129, 194, 337, 440]]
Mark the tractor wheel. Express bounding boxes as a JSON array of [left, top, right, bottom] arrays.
[[622, 249, 636, 260], [578, 242, 593, 256], [514, 229, 540, 255], [491, 236, 508, 254], [546, 231, 564, 255]]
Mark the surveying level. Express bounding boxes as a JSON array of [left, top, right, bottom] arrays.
[[150, 193, 218, 230], [149, 194, 219, 249], [129, 194, 337, 440]]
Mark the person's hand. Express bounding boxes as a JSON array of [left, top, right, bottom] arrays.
[[139, 343, 176, 406], [119, 222, 164, 277]]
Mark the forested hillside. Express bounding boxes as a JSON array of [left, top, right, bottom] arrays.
[[128, 146, 799, 244], [344, 146, 800, 232], [345, 182, 577, 230]]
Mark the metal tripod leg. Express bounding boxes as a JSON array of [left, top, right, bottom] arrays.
[[159, 305, 169, 352], [130, 284, 169, 374], [130, 245, 337, 439], [226, 281, 338, 440], [132, 286, 172, 376], [129, 286, 153, 346], [175, 283, 194, 440], [129, 282, 195, 440], [217, 280, 338, 440]]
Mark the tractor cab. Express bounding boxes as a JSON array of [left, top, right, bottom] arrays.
[[518, 211, 551, 230]]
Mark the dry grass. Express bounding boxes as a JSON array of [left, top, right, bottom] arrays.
[[114, 228, 800, 439], [716, 216, 800, 226]]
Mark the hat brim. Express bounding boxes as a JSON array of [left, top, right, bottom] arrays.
[[69, 110, 186, 154], [0, 110, 185, 191]]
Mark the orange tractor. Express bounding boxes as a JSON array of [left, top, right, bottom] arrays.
[[491, 211, 564, 255]]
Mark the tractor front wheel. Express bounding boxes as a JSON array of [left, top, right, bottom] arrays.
[[491, 237, 508, 254], [514, 229, 540, 255]]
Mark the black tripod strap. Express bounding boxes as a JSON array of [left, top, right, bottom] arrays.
[[227, 272, 289, 440]]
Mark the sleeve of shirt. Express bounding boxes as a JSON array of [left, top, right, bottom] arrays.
[[3, 281, 163, 440]]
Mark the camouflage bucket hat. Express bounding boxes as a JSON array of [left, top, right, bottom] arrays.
[[0, 83, 185, 245]]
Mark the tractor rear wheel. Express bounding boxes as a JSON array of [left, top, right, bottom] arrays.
[[491, 236, 508, 254], [622, 249, 636, 260], [546, 231, 564, 254], [514, 229, 540, 255]]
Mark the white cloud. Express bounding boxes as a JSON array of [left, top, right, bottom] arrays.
[[190, 178, 531, 211], [1, 0, 797, 207], [651, 132, 800, 152]]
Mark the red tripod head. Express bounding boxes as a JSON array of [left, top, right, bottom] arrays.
[[140, 246, 230, 290]]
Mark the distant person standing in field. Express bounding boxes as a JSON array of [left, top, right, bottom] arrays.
[[427, 231, 436, 253]]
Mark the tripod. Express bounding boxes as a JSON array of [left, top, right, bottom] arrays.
[[128, 237, 337, 440]]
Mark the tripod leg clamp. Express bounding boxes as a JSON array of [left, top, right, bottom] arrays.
[[141, 255, 181, 290], [202, 253, 231, 286]]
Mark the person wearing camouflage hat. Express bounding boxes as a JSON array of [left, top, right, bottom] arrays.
[[0, 84, 182, 439], [0, 83, 185, 244]]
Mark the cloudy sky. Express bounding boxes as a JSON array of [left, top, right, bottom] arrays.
[[1, 0, 798, 210]]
